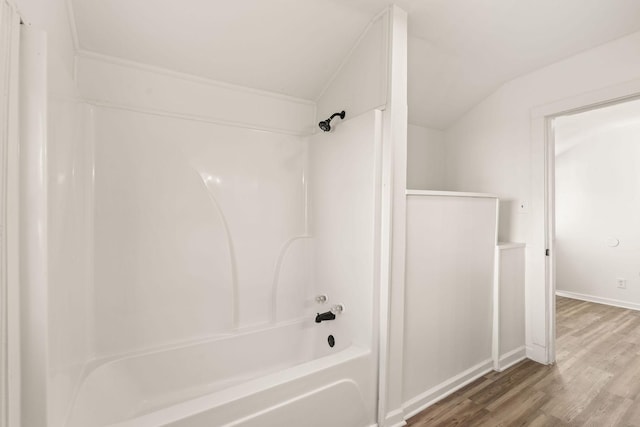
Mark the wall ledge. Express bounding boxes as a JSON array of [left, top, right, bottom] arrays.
[[497, 242, 526, 250], [405, 190, 497, 198]]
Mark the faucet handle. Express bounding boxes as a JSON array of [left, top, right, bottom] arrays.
[[331, 304, 345, 314], [315, 294, 328, 304]]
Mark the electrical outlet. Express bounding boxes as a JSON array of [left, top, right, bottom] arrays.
[[617, 278, 627, 289]]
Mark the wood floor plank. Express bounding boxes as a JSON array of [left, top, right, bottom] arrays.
[[406, 296, 640, 426], [577, 393, 633, 427], [484, 365, 552, 412], [468, 361, 542, 406], [426, 398, 488, 427], [455, 377, 496, 398], [540, 365, 613, 423], [407, 394, 468, 426], [605, 355, 640, 399], [478, 390, 548, 426], [525, 411, 568, 427], [621, 396, 640, 426]]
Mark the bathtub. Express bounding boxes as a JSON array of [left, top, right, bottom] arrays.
[[66, 318, 376, 427]]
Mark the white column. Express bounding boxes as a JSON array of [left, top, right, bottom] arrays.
[[378, 5, 408, 427], [0, 2, 21, 426], [19, 24, 48, 427]]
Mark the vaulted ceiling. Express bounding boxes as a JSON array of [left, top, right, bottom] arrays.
[[70, 0, 640, 129]]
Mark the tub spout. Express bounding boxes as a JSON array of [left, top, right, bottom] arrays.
[[315, 311, 336, 323]]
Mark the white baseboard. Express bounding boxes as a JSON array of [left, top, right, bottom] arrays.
[[495, 346, 526, 372], [401, 358, 494, 420], [556, 290, 640, 312], [526, 344, 548, 364], [383, 408, 407, 427]]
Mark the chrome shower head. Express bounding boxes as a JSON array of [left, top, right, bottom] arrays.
[[318, 110, 346, 132]]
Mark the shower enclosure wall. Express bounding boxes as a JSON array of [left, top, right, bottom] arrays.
[[12, 3, 407, 426], [37, 49, 383, 426]]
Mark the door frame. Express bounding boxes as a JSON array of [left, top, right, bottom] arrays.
[[531, 79, 640, 365]]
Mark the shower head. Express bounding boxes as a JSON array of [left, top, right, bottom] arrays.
[[318, 110, 346, 132], [318, 120, 331, 132]]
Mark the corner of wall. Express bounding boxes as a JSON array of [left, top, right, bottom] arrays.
[[15, 0, 79, 95], [315, 7, 390, 124]]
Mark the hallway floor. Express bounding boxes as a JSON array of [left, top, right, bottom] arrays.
[[407, 296, 640, 426]]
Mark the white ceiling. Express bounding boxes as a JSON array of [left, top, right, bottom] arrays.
[[70, 0, 640, 129], [555, 97, 640, 156]]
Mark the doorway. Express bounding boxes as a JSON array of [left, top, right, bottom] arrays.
[[545, 94, 640, 364]]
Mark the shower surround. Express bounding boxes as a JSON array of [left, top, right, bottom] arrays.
[[44, 53, 382, 426]]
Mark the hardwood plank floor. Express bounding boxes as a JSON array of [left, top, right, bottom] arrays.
[[407, 296, 640, 426]]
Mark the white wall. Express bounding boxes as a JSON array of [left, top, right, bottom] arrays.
[[555, 116, 640, 307], [495, 244, 526, 369], [76, 56, 316, 359], [316, 11, 388, 126], [77, 54, 315, 136], [407, 124, 445, 190], [443, 30, 640, 361], [403, 194, 497, 417], [314, 6, 390, 351], [313, 8, 411, 427], [309, 109, 382, 424], [92, 107, 310, 355], [47, 100, 93, 427], [445, 30, 640, 244], [309, 110, 379, 349]]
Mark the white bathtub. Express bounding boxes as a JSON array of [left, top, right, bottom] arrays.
[[66, 319, 375, 427]]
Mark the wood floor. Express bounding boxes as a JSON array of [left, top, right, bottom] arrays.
[[407, 296, 640, 426]]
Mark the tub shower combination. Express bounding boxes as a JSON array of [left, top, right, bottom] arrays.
[[54, 107, 381, 427], [67, 314, 366, 427]]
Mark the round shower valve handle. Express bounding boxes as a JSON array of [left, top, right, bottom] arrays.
[[315, 294, 328, 304], [331, 304, 345, 314]]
